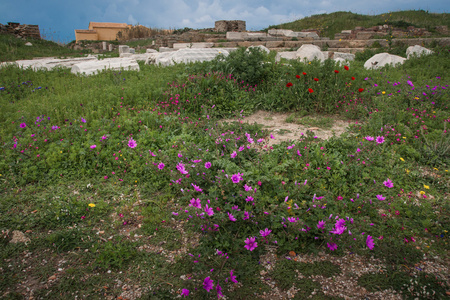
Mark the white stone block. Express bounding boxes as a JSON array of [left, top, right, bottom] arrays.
[[364, 53, 406, 70], [119, 45, 130, 54], [406, 45, 433, 59], [226, 32, 244, 40], [334, 52, 355, 61], [296, 44, 325, 62], [71, 58, 140, 75]]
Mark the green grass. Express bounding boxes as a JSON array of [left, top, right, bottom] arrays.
[[266, 10, 450, 39], [0, 34, 89, 62]]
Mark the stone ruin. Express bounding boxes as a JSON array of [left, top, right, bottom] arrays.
[[334, 24, 435, 40], [215, 20, 246, 32], [0, 22, 41, 39]]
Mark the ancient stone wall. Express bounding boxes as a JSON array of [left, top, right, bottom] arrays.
[[0, 22, 41, 39], [215, 20, 246, 32]]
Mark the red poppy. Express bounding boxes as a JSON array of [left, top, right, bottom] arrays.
[[344, 65, 349, 71], [308, 88, 314, 93], [334, 70, 339, 74], [296, 75, 300, 79], [302, 72, 307, 75], [351, 77, 355, 80], [314, 78, 319, 81], [358, 88, 364, 93], [286, 82, 293, 87]]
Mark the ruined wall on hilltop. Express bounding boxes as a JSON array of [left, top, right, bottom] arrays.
[[215, 20, 246, 32]]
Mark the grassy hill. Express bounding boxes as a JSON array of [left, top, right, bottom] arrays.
[[266, 10, 450, 39], [0, 34, 89, 62]]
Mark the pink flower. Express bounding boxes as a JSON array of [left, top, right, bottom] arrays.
[[20, 123, 27, 128], [90, 145, 96, 149], [376, 136, 385, 144], [376, 194, 386, 201], [189, 198, 202, 209], [228, 212, 237, 221], [230, 270, 238, 283], [245, 196, 254, 202], [327, 242, 338, 251], [181, 289, 189, 297], [203, 277, 214, 292], [383, 178, 393, 188], [231, 173, 241, 183], [366, 235, 375, 250], [205, 161, 212, 169], [260, 228, 272, 237], [204, 204, 214, 216], [317, 220, 325, 229], [128, 138, 137, 148], [257, 181, 262, 186], [244, 236, 258, 251], [157, 162, 165, 169], [337, 196, 343, 201], [231, 151, 237, 158]]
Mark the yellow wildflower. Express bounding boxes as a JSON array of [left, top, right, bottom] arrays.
[[405, 169, 410, 174], [433, 168, 438, 171], [424, 185, 430, 189], [88, 203, 96, 207], [400, 157, 405, 162], [420, 191, 425, 195], [382, 91, 386, 95]]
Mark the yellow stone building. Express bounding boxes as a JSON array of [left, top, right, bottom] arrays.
[[74, 22, 130, 42]]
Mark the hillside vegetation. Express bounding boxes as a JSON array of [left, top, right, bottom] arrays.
[[0, 34, 89, 62], [266, 10, 450, 39]]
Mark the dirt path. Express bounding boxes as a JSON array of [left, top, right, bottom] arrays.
[[223, 110, 353, 146]]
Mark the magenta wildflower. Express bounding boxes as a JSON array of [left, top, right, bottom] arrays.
[[216, 283, 224, 298], [376, 194, 386, 201], [366, 235, 375, 250], [330, 225, 346, 235], [327, 242, 338, 251], [204, 204, 214, 216], [128, 138, 137, 148], [157, 162, 165, 170], [244, 236, 258, 251], [81, 117, 86, 123], [231, 173, 241, 183], [20, 122, 27, 128], [317, 220, 326, 229], [228, 212, 237, 222], [260, 228, 272, 237], [270, 134, 274, 139], [191, 183, 202, 192], [243, 184, 252, 191], [101, 135, 107, 140], [376, 136, 385, 144], [383, 178, 393, 188], [337, 195, 343, 201], [242, 211, 250, 220], [190, 198, 202, 209], [230, 270, 238, 283], [90, 145, 96, 149], [205, 161, 212, 169], [176, 162, 188, 174], [365, 136, 374, 141], [245, 196, 254, 202], [181, 289, 189, 297], [231, 151, 237, 158], [203, 276, 214, 292]]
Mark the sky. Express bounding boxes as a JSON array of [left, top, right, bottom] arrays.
[[0, 0, 448, 43]]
